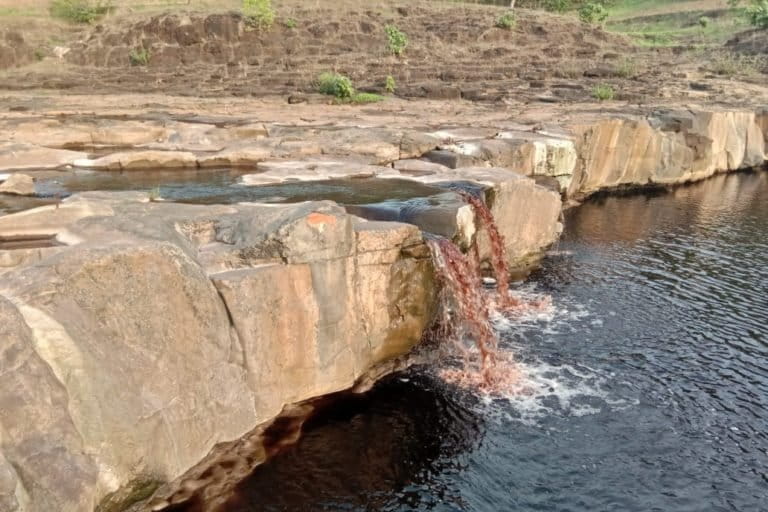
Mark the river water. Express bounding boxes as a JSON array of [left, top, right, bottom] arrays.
[[220, 171, 768, 512]]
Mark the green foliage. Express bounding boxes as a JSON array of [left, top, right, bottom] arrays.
[[351, 92, 384, 104], [49, 0, 110, 24], [242, 0, 274, 29], [495, 11, 517, 30], [746, 0, 768, 28], [591, 83, 615, 101], [284, 17, 297, 29], [129, 48, 150, 66], [385, 25, 408, 56], [34, 48, 45, 61], [543, 0, 572, 13], [579, 2, 609, 25], [698, 16, 711, 28], [385, 75, 396, 94], [317, 72, 354, 99]]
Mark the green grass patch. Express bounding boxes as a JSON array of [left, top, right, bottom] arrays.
[[49, 0, 111, 24], [129, 48, 150, 66], [592, 83, 615, 101], [496, 11, 517, 29], [350, 92, 384, 104]]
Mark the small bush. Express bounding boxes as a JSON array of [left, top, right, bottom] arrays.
[[591, 84, 614, 101], [351, 92, 384, 104], [243, 0, 274, 29], [495, 11, 517, 30], [698, 16, 711, 28], [385, 75, 396, 94], [317, 72, 354, 99], [49, 0, 110, 24], [129, 48, 150, 66], [34, 48, 45, 61], [746, 0, 768, 28], [284, 17, 297, 29], [385, 25, 408, 56], [579, 3, 609, 25]]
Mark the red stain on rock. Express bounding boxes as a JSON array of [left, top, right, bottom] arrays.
[[306, 212, 337, 226]]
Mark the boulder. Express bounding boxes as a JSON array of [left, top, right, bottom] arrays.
[[0, 174, 35, 196], [0, 195, 436, 511]]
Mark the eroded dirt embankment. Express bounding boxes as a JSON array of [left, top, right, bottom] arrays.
[[1, 2, 767, 106]]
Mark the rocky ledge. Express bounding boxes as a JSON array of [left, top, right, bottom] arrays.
[[0, 100, 766, 512], [0, 192, 438, 511]]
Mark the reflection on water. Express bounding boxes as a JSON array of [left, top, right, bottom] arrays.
[[219, 171, 768, 512]]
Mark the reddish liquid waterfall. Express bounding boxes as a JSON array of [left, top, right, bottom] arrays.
[[458, 191, 519, 308]]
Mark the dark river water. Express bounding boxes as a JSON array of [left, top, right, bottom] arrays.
[[220, 171, 768, 512]]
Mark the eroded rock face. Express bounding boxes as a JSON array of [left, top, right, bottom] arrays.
[[0, 195, 436, 512], [567, 109, 768, 199]]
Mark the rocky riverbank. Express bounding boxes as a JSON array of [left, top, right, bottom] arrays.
[[0, 93, 766, 511]]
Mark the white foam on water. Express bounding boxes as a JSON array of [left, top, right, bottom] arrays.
[[441, 283, 633, 426]]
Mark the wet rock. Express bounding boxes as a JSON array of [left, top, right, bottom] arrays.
[[0, 174, 34, 196]]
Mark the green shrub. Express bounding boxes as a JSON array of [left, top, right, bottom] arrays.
[[698, 16, 711, 28], [243, 0, 274, 29], [351, 92, 384, 104], [385, 25, 408, 56], [49, 0, 110, 24], [317, 72, 354, 99], [129, 48, 150, 66], [746, 0, 768, 28], [385, 75, 396, 94], [579, 2, 609, 25], [34, 48, 46, 61], [591, 83, 614, 101], [495, 11, 516, 29], [284, 17, 297, 29]]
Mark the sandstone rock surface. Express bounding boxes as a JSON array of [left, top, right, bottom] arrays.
[[0, 174, 34, 196], [0, 194, 436, 512]]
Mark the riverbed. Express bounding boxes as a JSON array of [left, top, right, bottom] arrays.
[[219, 171, 768, 511]]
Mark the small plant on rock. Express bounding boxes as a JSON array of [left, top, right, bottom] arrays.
[[495, 11, 517, 30], [49, 0, 111, 24], [243, 0, 275, 30], [746, 0, 768, 28], [385, 25, 408, 56], [592, 83, 614, 101], [317, 72, 354, 99], [129, 48, 150, 66], [579, 2, 609, 25], [284, 17, 297, 29], [385, 75, 396, 94]]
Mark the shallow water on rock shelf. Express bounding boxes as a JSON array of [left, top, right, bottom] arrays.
[[217, 171, 768, 512], [0, 170, 445, 215]]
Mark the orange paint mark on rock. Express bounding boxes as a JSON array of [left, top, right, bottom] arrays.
[[306, 212, 337, 226]]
